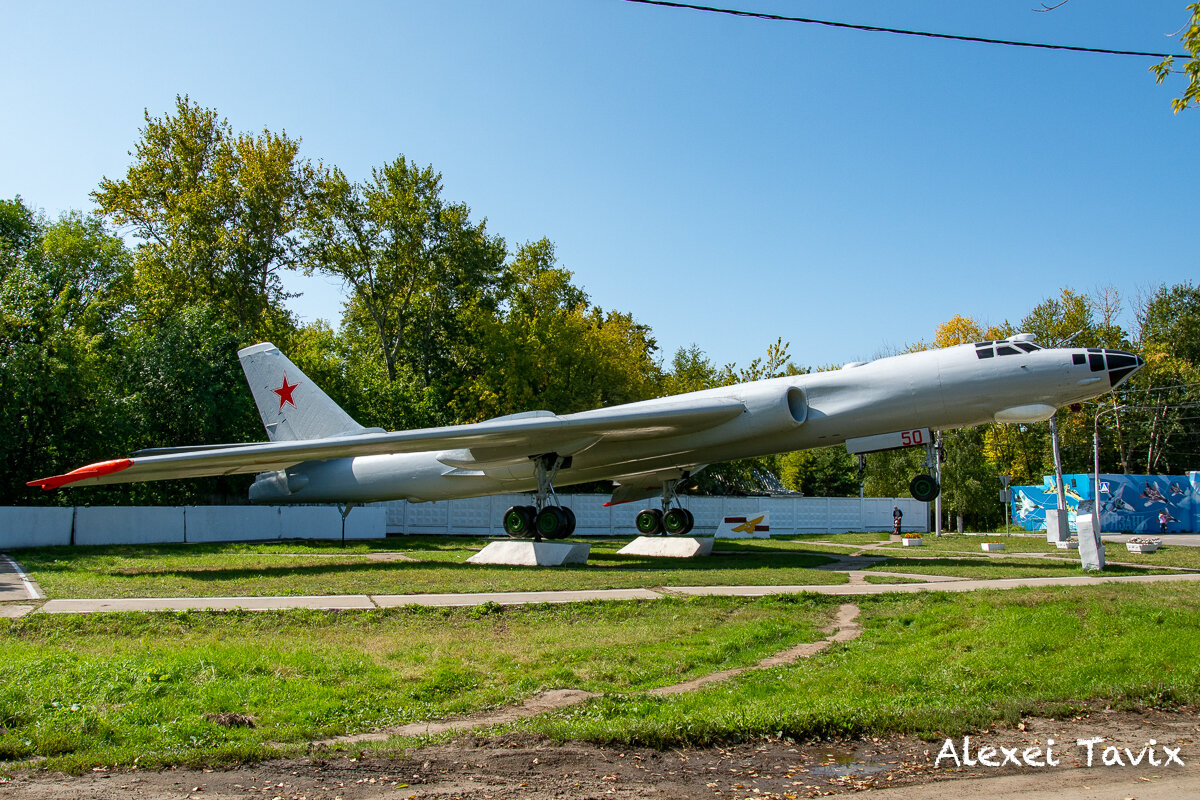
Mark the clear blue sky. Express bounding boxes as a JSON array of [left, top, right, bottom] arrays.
[[2, 0, 1195, 368]]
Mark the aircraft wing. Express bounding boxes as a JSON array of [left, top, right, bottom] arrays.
[[29, 398, 746, 489]]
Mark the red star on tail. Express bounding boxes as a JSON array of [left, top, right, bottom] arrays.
[[273, 373, 300, 410]]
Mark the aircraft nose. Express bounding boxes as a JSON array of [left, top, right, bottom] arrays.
[[1102, 349, 1143, 388]]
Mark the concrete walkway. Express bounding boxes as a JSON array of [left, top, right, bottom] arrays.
[[0, 553, 43, 601], [17, 572, 1200, 616]]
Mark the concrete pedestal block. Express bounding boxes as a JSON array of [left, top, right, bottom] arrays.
[[617, 536, 715, 558], [466, 541, 591, 566], [1076, 513, 1105, 571], [1045, 509, 1069, 543]]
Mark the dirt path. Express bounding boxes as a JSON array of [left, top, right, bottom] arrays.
[[5, 708, 1197, 799], [324, 602, 862, 744]]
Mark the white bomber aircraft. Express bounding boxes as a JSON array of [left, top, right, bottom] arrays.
[[30, 334, 1143, 538]]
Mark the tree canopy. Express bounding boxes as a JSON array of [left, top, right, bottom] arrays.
[[4, 98, 1198, 517]]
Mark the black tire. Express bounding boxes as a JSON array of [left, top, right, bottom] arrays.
[[536, 506, 568, 538], [559, 506, 577, 538], [503, 505, 535, 537], [663, 507, 691, 535], [635, 508, 664, 535], [681, 507, 695, 534], [909, 474, 940, 502]]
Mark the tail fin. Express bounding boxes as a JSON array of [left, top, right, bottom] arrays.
[[238, 343, 368, 441]]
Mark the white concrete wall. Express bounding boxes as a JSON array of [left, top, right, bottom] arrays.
[[383, 494, 928, 536], [345, 506, 387, 539], [1, 495, 911, 548], [75, 506, 185, 546], [0, 507, 74, 549]]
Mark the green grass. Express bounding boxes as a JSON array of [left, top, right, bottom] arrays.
[[524, 583, 1200, 746], [790, 532, 892, 545], [877, 533, 1061, 555], [862, 574, 926, 585], [15, 537, 846, 599], [0, 596, 833, 771], [864, 556, 1165, 580], [6, 583, 1200, 770], [1104, 541, 1200, 569]]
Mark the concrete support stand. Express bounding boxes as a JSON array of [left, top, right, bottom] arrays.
[[1045, 509, 1069, 543], [1076, 513, 1105, 571], [617, 536, 714, 558], [467, 541, 591, 566]]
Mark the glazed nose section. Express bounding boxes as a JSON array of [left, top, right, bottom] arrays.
[[1071, 348, 1144, 387], [1102, 349, 1144, 388]]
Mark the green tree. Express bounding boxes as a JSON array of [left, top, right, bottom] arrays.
[[302, 156, 507, 426], [93, 95, 311, 339], [109, 303, 263, 504], [0, 200, 131, 504], [779, 446, 860, 496], [458, 239, 660, 422], [939, 427, 1002, 530], [1152, 3, 1200, 112]]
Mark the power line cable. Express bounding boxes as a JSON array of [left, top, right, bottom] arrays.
[[623, 0, 1192, 59]]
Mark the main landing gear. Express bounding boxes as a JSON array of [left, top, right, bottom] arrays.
[[502, 454, 577, 540], [634, 478, 695, 536], [909, 439, 942, 502]]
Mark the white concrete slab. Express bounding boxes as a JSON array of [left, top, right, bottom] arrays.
[[372, 588, 662, 607], [0, 604, 36, 618], [617, 536, 715, 558], [466, 541, 591, 566], [0, 507, 73, 549], [38, 595, 377, 614], [74, 506, 185, 546]]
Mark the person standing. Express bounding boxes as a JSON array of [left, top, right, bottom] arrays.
[[893, 505, 903, 535], [1159, 509, 1170, 534]]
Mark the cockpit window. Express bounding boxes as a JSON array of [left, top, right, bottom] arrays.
[[975, 339, 1039, 359]]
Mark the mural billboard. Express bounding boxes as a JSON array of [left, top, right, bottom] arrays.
[[1012, 472, 1199, 534]]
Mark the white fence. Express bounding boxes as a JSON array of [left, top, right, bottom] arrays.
[[0, 505, 385, 550], [0, 495, 926, 550], [383, 494, 928, 536]]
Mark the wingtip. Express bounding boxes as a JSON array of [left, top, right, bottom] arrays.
[[28, 458, 134, 490]]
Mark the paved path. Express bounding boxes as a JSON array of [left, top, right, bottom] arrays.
[[19, 572, 1200, 616], [0, 553, 43, 601]]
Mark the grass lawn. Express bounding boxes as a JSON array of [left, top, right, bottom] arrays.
[[1103, 541, 1200, 569], [0, 595, 834, 771], [863, 556, 1167, 580], [14, 538, 846, 599], [525, 583, 1200, 746], [5, 584, 1200, 771], [876, 533, 1062, 555]]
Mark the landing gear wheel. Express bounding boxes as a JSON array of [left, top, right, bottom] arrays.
[[503, 505, 536, 537], [909, 474, 940, 502], [558, 506, 577, 538], [635, 508, 664, 535], [663, 507, 694, 535], [536, 506, 569, 538]]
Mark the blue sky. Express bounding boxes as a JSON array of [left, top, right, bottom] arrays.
[[2, 1, 1195, 369]]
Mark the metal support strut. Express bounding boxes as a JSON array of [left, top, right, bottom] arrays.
[[533, 454, 566, 512]]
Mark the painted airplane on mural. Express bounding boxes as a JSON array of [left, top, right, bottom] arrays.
[[30, 335, 1144, 539]]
